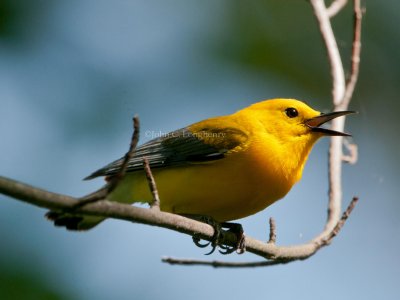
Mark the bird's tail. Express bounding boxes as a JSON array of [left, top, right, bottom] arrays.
[[45, 187, 109, 231], [45, 211, 105, 231], [46, 174, 144, 230]]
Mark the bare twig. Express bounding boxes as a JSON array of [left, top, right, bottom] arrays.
[[106, 115, 140, 194], [74, 116, 140, 207], [327, 0, 348, 18], [320, 197, 358, 246], [341, 0, 363, 109], [342, 138, 358, 164], [143, 157, 161, 209], [310, 0, 346, 105], [268, 217, 277, 244], [162, 257, 291, 268]]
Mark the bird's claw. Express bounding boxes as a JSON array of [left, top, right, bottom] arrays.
[[190, 217, 246, 255], [219, 223, 246, 254], [204, 245, 217, 255], [218, 243, 236, 255], [192, 231, 219, 255], [192, 235, 211, 248]]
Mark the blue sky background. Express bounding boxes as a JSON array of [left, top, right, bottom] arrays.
[[1, 1, 399, 299]]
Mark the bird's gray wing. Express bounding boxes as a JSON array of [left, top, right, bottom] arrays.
[[84, 126, 247, 180]]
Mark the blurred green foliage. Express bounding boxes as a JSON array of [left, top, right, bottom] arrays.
[[209, 0, 332, 95], [0, 263, 68, 300], [0, 0, 51, 45]]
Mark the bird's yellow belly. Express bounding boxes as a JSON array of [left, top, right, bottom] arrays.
[[110, 151, 294, 222]]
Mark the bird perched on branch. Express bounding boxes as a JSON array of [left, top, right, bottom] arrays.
[[47, 99, 353, 252]]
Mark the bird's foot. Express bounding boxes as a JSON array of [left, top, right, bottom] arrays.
[[190, 216, 246, 255], [191, 216, 222, 255], [219, 222, 246, 255]]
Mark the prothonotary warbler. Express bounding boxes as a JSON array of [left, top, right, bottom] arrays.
[[48, 99, 354, 231]]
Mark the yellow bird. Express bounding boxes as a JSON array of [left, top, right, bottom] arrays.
[[48, 99, 353, 233]]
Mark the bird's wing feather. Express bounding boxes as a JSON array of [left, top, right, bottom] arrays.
[[84, 123, 248, 180]]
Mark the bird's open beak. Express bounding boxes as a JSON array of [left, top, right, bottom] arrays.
[[305, 111, 356, 136]]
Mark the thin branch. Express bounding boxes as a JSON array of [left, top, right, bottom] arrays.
[[107, 115, 140, 192], [75, 116, 140, 207], [268, 217, 277, 244], [342, 138, 358, 164], [161, 257, 291, 268], [143, 157, 160, 209], [319, 197, 358, 246], [327, 0, 348, 18], [341, 0, 363, 109], [310, 0, 346, 105]]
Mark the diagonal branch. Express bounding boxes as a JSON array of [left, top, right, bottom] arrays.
[[0, 175, 358, 264], [143, 157, 161, 209], [106, 115, 140, 194], [75, 116, 140, 206]]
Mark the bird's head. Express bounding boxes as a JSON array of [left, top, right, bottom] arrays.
[[244, 99, 355, 145]]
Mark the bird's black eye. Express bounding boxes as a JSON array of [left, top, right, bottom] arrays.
[[285, 107, 298, 118]]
